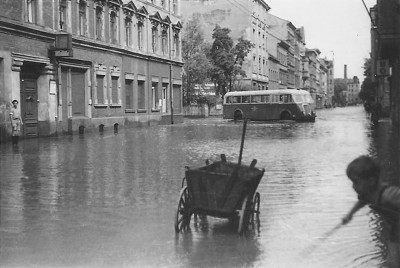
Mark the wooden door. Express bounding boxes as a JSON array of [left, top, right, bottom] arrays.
[[21, 78, 38, 137]]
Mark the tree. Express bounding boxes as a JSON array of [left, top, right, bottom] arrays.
[[333, 79, 347, 107], [208, 25, 254, 97], [182, 15, 212, 106], [359, 58, 377, 103]]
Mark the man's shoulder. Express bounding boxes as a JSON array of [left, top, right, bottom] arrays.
[[381, 184, 400, 209]]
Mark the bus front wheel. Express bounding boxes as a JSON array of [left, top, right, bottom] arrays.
[[234, 110, 243, 121]]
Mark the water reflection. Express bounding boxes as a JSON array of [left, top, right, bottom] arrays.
[[0, 106, 398, 267]]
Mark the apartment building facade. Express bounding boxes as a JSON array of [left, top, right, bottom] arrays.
[[180, 0, 271, 91], [0, 0, 183, 142]]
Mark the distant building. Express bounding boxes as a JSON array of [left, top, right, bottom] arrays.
[[346, 76, 361, 105], [0, 0, 183, 142], [264, 13, 306, 90], [181, 0, 271, 91]]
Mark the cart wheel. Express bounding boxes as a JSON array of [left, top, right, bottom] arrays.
[[175, 186, 191, 233], [250, 192, 260, 224], [237, 195, 251, 234]]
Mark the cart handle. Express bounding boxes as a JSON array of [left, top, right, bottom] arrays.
[[238, 119, 248, 166]]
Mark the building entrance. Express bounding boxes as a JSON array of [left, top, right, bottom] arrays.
[[20, 78, 38, 137]]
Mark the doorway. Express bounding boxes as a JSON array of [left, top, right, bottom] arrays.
[[20, 78, 38, 137]]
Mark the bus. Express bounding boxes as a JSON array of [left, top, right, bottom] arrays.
[[223, 89, 316, 122]]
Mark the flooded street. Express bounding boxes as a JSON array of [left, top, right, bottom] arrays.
[[0, 106, 398, 267]]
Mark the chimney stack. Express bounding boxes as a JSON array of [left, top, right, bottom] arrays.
[[344, 64, 347, 80]]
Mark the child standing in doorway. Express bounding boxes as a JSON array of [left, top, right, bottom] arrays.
[[343, 155, 400, 268], [9, 99, 22, 146]]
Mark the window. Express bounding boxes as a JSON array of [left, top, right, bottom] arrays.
[[137, 80, 145, 109], [173, 34, 179, 57], [161, 0, 166, 9], [111, 76, 119, 104], [96, 75, 105, 104], [27, 0, 37, 23], [110, 11, 118, 44], [173, 0, 177, 14], [95, 6, 103, 40], [261, 95, 269, 103], [152, 26, 158, 53], [161, 30, 168, 55], [251, 95, 261, 103], [78, 1, 87, 36], [59, 0, 67, 30], [138, 21, 144, 50], [232, 96, 241, 103], [152, 82, 159, 109], [125, 17, 132, 47], [125, 79, 134, 109], [242, 96, 250, 103]]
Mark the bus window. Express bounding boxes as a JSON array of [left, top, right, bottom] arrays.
[[272, 95, 279, 103], [225, 96, 231, 104], [251, 95, 261, 103], [282, 94, 292, 103], [279, 95, 284, 103], [232, 96, 241, 103], [261, 95, 269, 103], [243, 96, 250, 103]]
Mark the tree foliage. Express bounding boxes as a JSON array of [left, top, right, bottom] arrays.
[[359, 58, 377, 103], [182, 15, 212, 106], [333, 79, 347, 107], [208, 25, 254, 97]]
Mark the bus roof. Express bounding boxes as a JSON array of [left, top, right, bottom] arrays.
[[224, 89, 311, 97]]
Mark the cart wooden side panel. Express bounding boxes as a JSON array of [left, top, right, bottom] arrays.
[[185, 162, 264, 216]]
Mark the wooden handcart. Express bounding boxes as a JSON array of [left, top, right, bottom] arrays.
[[174, 120, 265, 234]]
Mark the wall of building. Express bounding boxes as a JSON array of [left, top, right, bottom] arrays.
[[0, 0, 184, 142]]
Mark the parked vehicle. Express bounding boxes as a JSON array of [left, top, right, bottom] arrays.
[[223, 89, 316, 122]]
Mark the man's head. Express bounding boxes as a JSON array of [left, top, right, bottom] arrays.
[[11, 100, 18, 107], [346, 155, 380, 196]]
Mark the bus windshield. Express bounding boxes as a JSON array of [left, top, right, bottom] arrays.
[[292, 93, 314, 104]]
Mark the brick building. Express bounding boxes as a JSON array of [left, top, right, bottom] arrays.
[[0, 0, 183, 142]]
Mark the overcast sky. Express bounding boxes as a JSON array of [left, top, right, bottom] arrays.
[[266, 0, 376, 82]]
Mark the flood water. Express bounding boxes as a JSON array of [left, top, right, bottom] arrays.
[[1, 106, 399, 267]]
